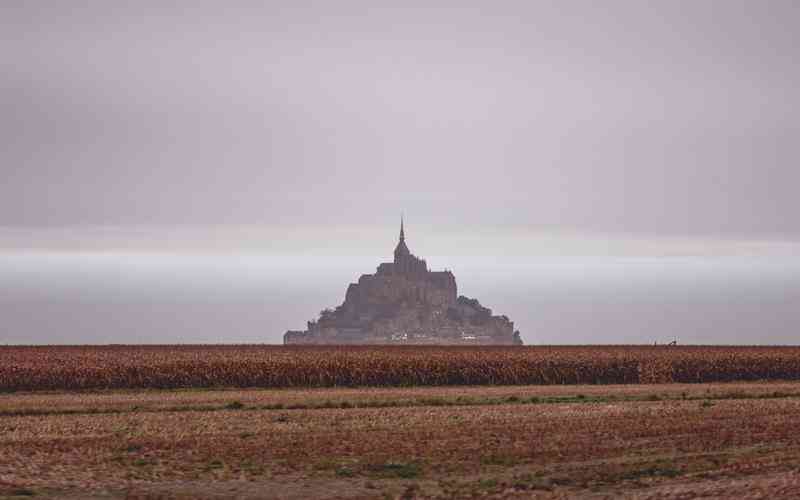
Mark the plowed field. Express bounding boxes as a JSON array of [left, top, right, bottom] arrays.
[[2, 381, 800, 498]]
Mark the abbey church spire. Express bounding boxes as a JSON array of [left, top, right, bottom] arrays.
[[393, 214, 412, 269]]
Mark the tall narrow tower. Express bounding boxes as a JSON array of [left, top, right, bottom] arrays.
[[394, 214, 411, 272]]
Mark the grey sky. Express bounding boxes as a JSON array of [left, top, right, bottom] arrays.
[[2, 2, 800, 345], [2, 252, 800, 344], [2, 1, 799, 239]]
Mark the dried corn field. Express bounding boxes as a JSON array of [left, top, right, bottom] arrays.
[[3, 345, 800, 392]]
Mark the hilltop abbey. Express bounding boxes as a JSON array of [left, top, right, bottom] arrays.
[[284, 219, 522, 345]]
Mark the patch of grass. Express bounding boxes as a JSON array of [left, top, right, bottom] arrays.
[[540, 395, 611, 405], [549, 476, 577, 486], [621, 465, 682, 480], [701, 400, 715, 408], [704, 454, 730, 467], [506, 472, 554, 491], [239, 460, 267, 476], [225, 401, 245, 410], [313, 458, 337, 471], [479, 478, 498, 489], [132, 458, 151, 467], [504, 473, 551, 491], [206, 459, 224, 470], [8, 488, 36, 497], [314, 457, 360, 476], [419, 397, 448, 406], [591, 461, 684, 485], [335, 466, 355, 477], [368, 461, 421, 479]]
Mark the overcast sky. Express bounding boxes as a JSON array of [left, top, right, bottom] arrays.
[[2, 1, 799, 248], [2, 2, 800, 344]]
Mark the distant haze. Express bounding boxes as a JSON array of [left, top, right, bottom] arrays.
[[2, 252, 799, 345], [1, 2, 798, 344]]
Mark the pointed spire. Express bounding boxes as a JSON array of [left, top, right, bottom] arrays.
[[400, 213, 405, 242]]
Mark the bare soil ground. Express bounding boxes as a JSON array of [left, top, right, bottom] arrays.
[[2, 382, 800, 499]]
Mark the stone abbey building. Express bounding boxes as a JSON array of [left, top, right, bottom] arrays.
[[284, 219, 522, 345]]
